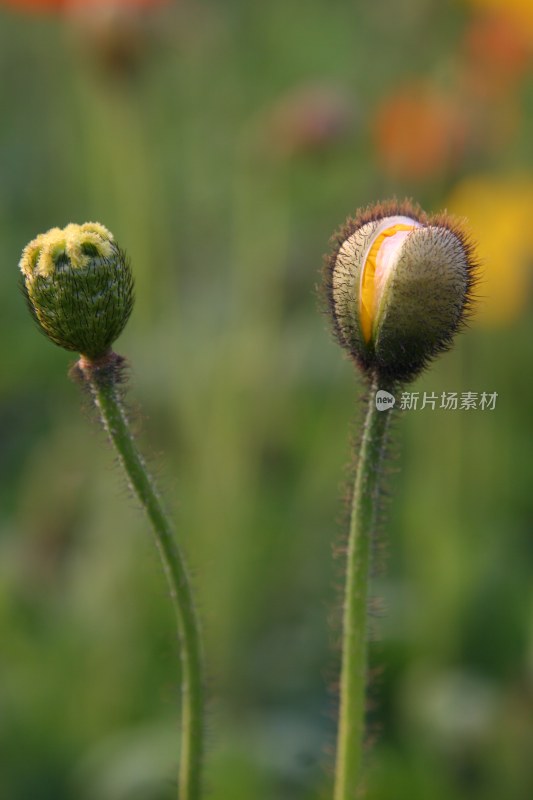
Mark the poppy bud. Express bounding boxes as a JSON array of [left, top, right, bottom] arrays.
[[20, 222, 134, 360], [324, 200, 478, 384]]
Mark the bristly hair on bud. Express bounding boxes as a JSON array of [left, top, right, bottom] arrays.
[[323, 199, 479, 385], [20, 222, 134, 361]]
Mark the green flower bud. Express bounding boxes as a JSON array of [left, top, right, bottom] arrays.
[[20, 222, 134, 360], [324, 200, 479, 384]]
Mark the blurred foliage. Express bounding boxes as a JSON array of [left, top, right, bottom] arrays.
[[0, 0, 532, 798]]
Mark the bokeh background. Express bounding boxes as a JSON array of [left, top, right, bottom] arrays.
[[1, 0, 533, 798]]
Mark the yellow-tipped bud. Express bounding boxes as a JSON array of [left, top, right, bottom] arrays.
[[20, 222, 134, 360], [324, 200, 479, 384]]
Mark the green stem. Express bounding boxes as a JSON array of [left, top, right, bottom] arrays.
[[78, 355, 204, 800], [334, 374, 392, 800]]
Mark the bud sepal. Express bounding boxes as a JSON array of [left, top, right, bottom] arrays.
[[324, 200, 479, 384], [20, 222, 134, 360]]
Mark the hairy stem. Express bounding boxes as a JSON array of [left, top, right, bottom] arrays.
[[334, 375, 392, 800], [76, 354, 204, 800]]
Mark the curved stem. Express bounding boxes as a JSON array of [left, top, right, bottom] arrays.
[[334, 374, 392, 800], [77, 354, 204, 800]]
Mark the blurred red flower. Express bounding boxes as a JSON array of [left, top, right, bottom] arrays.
[[0, 0, 173, 76], [0, 0, 167, 12]]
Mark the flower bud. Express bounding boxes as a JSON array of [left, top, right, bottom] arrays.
[[324, 200, 478, 384], [20, 222, 134, 360]]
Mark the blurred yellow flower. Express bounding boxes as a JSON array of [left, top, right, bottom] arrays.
[[447, 176, 533, 325]]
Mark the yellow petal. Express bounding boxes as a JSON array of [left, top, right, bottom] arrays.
[[360, 222, 418, 341]]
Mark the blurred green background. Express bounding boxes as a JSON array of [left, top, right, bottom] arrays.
[[1, 0, 533, 798]]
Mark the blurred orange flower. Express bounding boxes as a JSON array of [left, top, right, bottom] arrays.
[[461, 10, 532, 98], [464, 0, 533, 44], [372, 83, 468, 182], [447, 175, 533, 325]]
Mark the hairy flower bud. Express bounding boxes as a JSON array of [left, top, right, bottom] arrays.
[[20, 222, 134, 360], [324, 200, 478, 384]]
